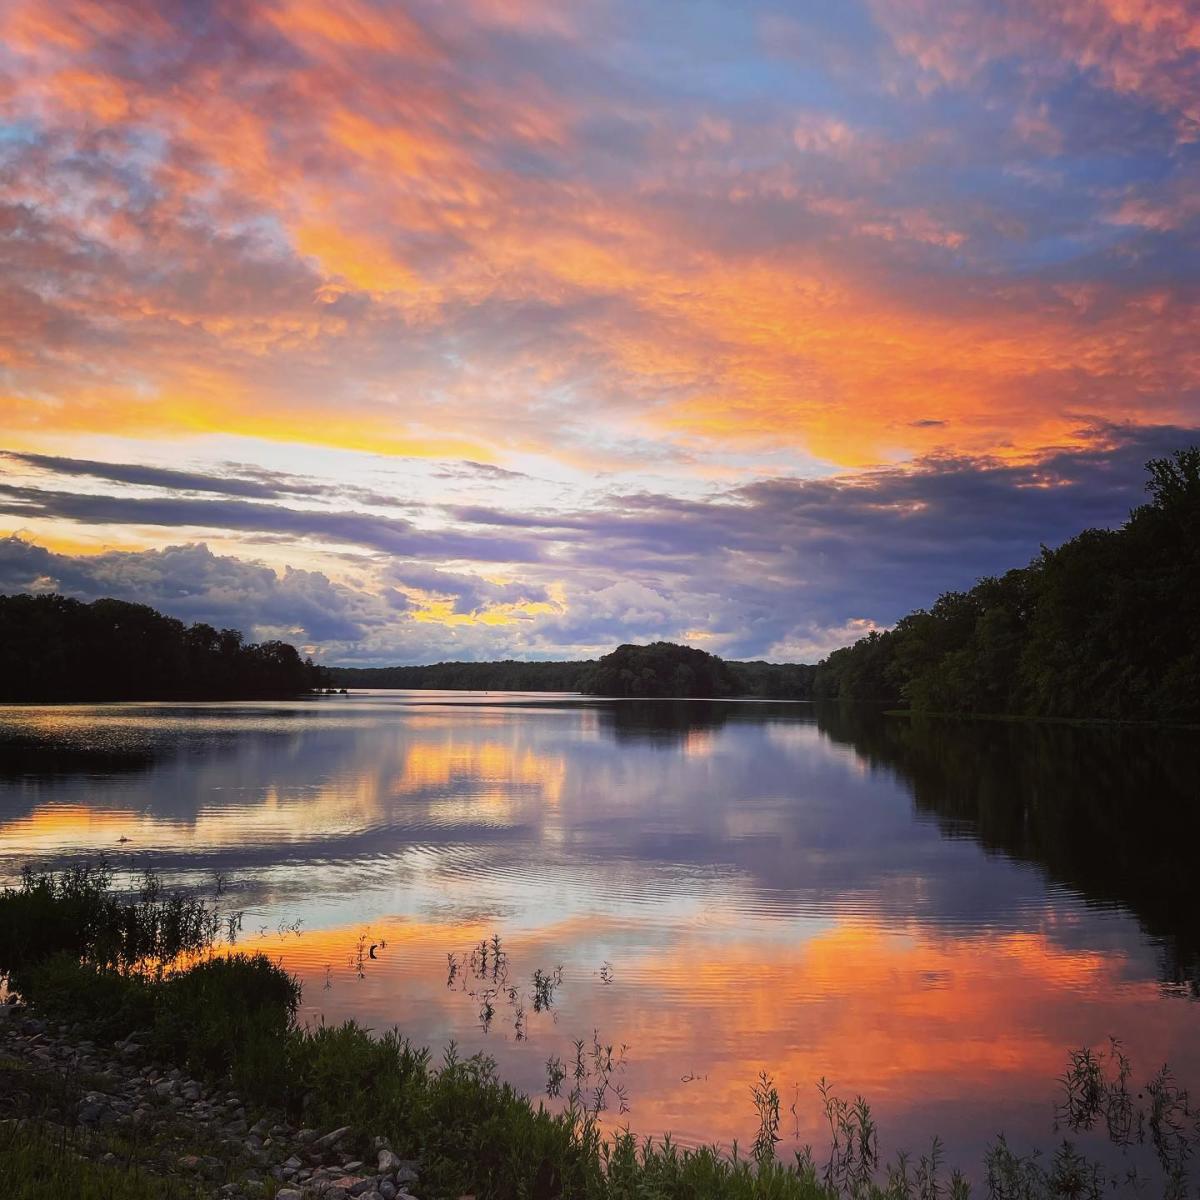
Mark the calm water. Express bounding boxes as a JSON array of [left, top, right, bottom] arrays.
[[1, 692, 1197, 1172]]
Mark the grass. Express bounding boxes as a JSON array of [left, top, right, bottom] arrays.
[[0, 1124, 205, 1200], [3, 864, 1197, 1200]]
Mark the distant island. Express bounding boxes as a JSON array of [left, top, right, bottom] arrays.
[[0, 594, 331, 702], [327, 648, 817, 700]]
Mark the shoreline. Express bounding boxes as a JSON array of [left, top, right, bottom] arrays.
[[881, 706, 1200, 731], [0, 1001, 422, 1200]]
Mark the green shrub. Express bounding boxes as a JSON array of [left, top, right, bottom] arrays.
[[151, 953, 300, 1085], [11, 953, 153, 1039]]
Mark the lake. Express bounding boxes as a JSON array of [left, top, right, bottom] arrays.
[[1, 692, 1197, 1176]]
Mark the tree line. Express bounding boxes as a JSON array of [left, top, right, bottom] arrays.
[[329, 647, 818, 700], [328, 659, 588, 691], [811, 447, 1200, 723], [0, 594, 330, 701]]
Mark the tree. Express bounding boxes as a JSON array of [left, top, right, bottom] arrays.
[[579, 642, 742, 698], [0, 594, 330, 702]]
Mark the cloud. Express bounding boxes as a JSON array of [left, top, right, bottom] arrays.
[[0, 481, 545, 564], [0, 537, 368, 643], [432, 460, 534, 482], [0, 0, 1197, 472], [2, 451, 322, 501]]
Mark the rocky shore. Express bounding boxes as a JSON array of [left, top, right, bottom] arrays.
[[0, 1000, 450, 1200]]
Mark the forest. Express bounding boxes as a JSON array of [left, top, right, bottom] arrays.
[[0, 594, 330, 701], [811, 447, 1200, 723]]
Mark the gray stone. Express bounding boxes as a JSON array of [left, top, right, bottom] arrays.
[[378, 1183, 397, 1200], [395, 1165, 420, 1186], [377, 1149, 402, 1174], [297, 1128, 319, 1144], [313, 1125, 353, 1153], [276, 1191, 303, 1200]]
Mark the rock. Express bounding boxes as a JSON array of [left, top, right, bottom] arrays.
[[324, 1177, 374, 1197], [377, 1149, 402, 1174], [178, 1155, 202, 1171], [313, 1125, 353, 1153], [379, 1183, 397, 1200], [277, 1191, 303, 1200], [283, 1155, 303, 1170], [395, 1165, 419, 1186], [297, 1128, 319, 1144]]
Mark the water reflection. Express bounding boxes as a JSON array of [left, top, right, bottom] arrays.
[[0, 693, 1196, 1169], [817, 705, 1200, 993]]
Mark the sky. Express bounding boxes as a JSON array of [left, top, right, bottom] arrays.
[[1, 0, 1198, 664]]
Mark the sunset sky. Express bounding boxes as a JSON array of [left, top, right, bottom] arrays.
[[2, 0, 1198, 663]]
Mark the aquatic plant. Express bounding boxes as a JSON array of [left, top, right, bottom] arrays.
[[0, 862, 220, 978], [752, 1070, 782, 1164], [532, 964, 564, 1011]]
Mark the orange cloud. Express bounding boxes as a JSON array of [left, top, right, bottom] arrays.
[[1, 0, 1197, 474]]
